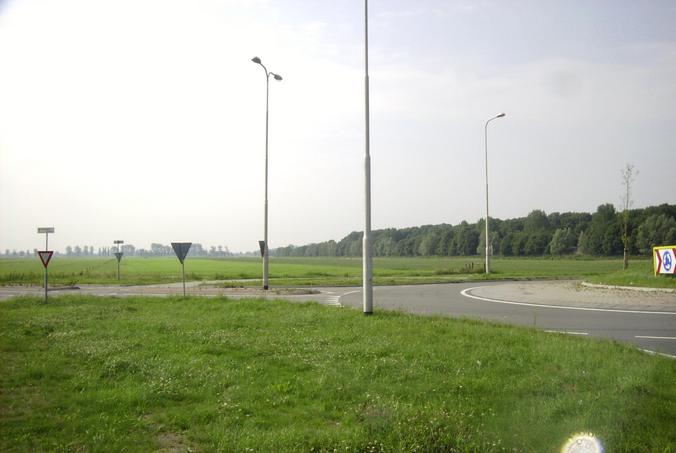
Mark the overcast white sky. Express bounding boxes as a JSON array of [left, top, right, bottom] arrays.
[[1, 0, 675, 253]]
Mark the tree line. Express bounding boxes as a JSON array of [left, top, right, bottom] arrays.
[[274, 203, 676, 258], [1, 243, 233, 258]]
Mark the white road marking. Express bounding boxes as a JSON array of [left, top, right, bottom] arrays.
[[635, 336, 676, 340], [545, 330, 589, 336], [324, 296, 342, 307], [461, 287, 676, 315], [328, 289, 361, 309], [640, 349, 676, 359]]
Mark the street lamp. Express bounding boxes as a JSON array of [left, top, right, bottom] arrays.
[[363, 0, 373, 315], [252, 56, 282, 290], [484, 112, 505, 274]]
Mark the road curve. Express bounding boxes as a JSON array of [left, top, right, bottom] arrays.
[[336, 281, 676, 356], [2, 280, 675, 355]]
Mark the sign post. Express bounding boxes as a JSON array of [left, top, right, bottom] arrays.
[[114, 240, 124, 280], [38, 251, 54, 302], [653, 245, 676, 276], [37, 227, 55, 303], [171, 242, 192, 297]]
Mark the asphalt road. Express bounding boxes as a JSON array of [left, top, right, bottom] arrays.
[[2, 280, 675, 356], [336, 281, 676, 356]]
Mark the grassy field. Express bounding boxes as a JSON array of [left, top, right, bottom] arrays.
[[1, 255, 673, 288], [1, 295, 674, 452]]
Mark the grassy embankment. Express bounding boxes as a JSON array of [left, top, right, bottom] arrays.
[[1, 295, 674, 452], [1, 256, 672, 288]]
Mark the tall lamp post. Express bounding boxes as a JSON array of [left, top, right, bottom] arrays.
[[484, 112, 506, 274], [363, 0, 373, 315], [252, 56, 282, 290]]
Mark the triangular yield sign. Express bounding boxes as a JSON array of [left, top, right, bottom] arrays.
[[259, 240, 266, 257], [114, 252, 123, 262], [171, 242, 192, 264], [38, 251, 53, 268]]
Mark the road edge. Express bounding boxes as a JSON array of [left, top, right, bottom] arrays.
[[581, 281, 675, 293]]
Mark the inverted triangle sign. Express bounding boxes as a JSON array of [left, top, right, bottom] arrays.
[[171, 242, 192, 264], [38, 251, 54, 268]]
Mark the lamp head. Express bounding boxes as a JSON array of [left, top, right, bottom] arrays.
[[497, 113, 506, 118], [272, 73, 283, 81], [251, 56, 261, 64]]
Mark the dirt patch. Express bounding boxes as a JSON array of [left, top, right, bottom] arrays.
[[156, 432, 192, 453]]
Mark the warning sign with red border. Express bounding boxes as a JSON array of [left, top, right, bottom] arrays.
[[653, 246, 676, 275], [38, 251, 53, 268]]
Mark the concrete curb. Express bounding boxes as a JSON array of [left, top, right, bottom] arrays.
[[581, 281, 676, 294]]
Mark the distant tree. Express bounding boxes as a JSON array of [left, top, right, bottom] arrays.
[[435, 227, 454, 256], [524, 232, 550, 256], [549, 228, 576, 256], [151, 243, 165, 256], [66, 246, 73, 256], [585, 204, 622, 256], [348, 238, 362, 256], [635, 214, 676, 255], [74, 245, 82, 256], [499, 233, 515, 256], [511, 232, 528, 256], [375, 235, 396, 256], [453, 222, 479, 256], [417, 234, 438, 256], [524, 209, 549, 232]]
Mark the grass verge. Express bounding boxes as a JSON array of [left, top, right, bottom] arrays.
[[1, 295, 674, 451], [3, 256, 673, 289], [585, 260, 676, 289]]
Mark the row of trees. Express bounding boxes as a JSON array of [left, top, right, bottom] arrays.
[[1, 244, 233, 258], [274, 203, 676, 258]]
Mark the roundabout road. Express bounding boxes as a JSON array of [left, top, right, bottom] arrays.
[[335, 281, 676, 356], [2, 280, 675, 355]]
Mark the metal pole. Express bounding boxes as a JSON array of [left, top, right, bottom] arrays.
[[263, 72, 270, 291], [45, 232, 49, 303], [484, 120, 490, 274], [363, 0, 373, 315], [182, 262, 186, 297], [484, 113, 505, 274], [117, 260, 121, 281]]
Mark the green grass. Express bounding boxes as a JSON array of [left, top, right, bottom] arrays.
[[586, 260, 676, 289], [2, 256, 672, 289], [0, 295, 673, 452]]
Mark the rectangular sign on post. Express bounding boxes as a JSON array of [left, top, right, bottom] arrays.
[[37, 227, 55, 234], [653, 245, 676, 275]]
